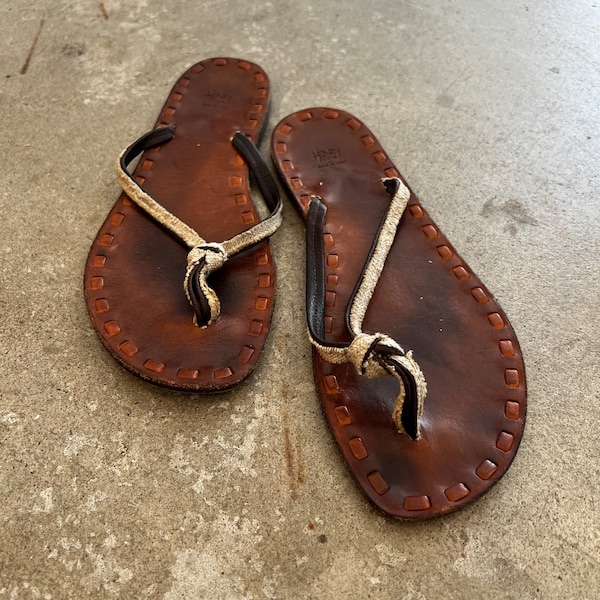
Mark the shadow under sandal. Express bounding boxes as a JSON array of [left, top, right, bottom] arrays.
[[272, 107, 526, 519], [84, 58, 281, 391]]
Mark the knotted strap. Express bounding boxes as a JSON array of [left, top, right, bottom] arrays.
[[306, 178, 427, 440], [116, 126, 282, 327]]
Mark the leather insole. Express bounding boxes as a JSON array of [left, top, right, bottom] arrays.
[[272, 108, 527, 519], [84, 58, 276, 391]]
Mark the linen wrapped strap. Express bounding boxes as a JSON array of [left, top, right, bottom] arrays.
[[116, 126, 282, 327], [306, 178, 427, 439]]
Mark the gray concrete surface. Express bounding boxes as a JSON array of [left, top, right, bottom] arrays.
[[1, 0, 599, 598]]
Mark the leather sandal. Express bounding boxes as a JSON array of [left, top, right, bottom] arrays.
[[271, 107, 526, 519], [84, 58, 281, 391]]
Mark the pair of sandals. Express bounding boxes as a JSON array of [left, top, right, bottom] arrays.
[[84, 57, 526, 520]]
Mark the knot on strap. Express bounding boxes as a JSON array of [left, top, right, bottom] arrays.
[[311, 331, 427, 439], [347, 333, 404, 378], [350, 333, 427, 439], [184, 243, 228, 328]]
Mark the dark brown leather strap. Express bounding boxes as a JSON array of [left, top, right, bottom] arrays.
[[306, 197, 328, 342], [119, 126, 176, 172], [231, 132, 280, 216]]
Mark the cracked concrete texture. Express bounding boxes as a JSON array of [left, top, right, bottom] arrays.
[[1, 0, 598, 598]]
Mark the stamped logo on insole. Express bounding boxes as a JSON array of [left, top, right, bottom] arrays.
[[203, 90, 232, 108], [312, 147, 345, 168]]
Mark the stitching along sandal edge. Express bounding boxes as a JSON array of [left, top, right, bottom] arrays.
[[271, 107, 527, 520], [84, 58, 281, 391]]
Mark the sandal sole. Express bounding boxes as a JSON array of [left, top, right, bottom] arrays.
[[84, 58, 275, 391], [272, 107, 527, 519]]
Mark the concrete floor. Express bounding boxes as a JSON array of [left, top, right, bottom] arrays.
[[1, 0, 599, 598]]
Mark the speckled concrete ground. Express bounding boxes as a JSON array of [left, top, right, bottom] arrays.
[[1, 1, 599, 598]]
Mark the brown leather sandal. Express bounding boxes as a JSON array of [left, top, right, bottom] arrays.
[[271, 107, 526, 519], [84, 58, 281, 391]]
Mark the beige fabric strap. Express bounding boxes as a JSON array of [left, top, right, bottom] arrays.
[[115, 150, 282, 327], [348, 179, 411, 336], [116, 155, 204, 249], [310, 178, 427, 438]]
